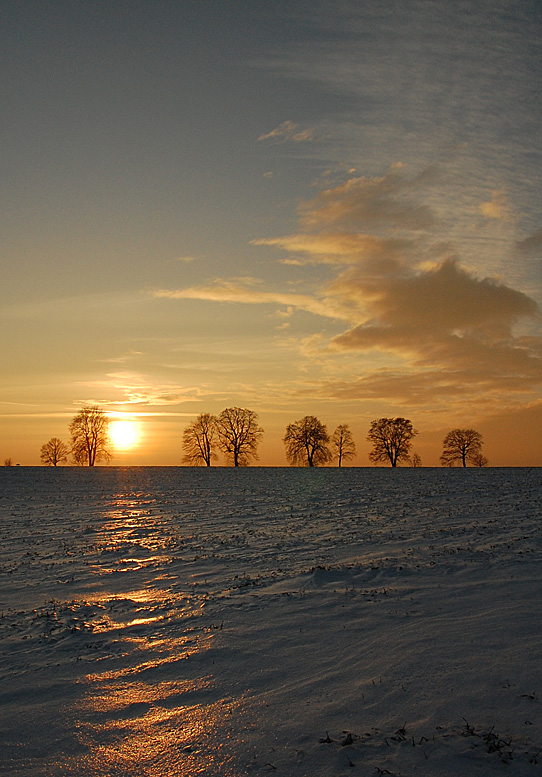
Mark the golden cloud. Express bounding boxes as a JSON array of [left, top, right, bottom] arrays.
[[298, 170, 436, 231], [153, 280, 352, 322], [326, 256, 542, 403], [479, 189, 511, 220], [155, 166, 542, 409], [252, 232, 411, 271]]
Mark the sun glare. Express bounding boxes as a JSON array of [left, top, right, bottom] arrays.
[[109, 419, 141, 451]]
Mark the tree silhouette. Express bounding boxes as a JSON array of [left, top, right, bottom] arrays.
[[283, 416, 332, 467], [69, 406, 112, 467], [72, 446, 88, 466], [216, 407, 263, 467], [440, 428, 484, 467], [331, 424, 356, 467], [471, 451, 489, 467], [182, 413, 218, 466], [410, 452, 423, 467], [367, 417, 418, 467], [40, 437, 70, 466]]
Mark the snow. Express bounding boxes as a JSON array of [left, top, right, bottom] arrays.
[[1, 467, 541, 776]]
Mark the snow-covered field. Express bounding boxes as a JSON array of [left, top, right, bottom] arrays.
[[1, 467, 541, 777]]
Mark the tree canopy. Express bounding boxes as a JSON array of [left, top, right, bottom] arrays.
[[331, 424, 356, 467], [182, 413, 218, 466], [69, 406, 112, 467], [283, 416, 332, 467], [367, 417, 418, 467], [40, 437, 69, 466], [440, 428, 485, 467], [216, 407, 263, 467], [410, 452, 423, 468]]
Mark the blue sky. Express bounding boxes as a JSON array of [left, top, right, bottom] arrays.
[[2, 0, 541, 465]]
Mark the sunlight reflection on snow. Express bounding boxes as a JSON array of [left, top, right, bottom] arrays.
[[72, 694, 231, 776], [62, 492, 232, 775], [69, 636, 232, 776], [92, 506, 171, 574]]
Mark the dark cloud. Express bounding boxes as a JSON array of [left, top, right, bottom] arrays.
[[331, 258, 538, 338]]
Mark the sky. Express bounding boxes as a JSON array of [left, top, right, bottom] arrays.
[[2, 0, 541, 466]]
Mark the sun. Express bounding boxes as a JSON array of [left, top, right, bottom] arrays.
[[109, 419, 141, 451]]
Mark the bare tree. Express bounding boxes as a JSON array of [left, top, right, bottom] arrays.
[[40, 437, 70, 466], [440, 429, 484, 467], [216, 407, 263, 467], [182, 413, 218, 466], [331, 424, 356, 467], [69, 406, 112, 467], [410, 452, 423, 467], [283, 416, 332, 467], [471, 451, 489, 467], [367, 417, 418, 467], [3, 458, 13, 467]]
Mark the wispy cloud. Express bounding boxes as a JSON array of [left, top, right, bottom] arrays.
[[75, 372, 203, 408], [298, 169, 437, 231], [153, 279, 350, 321], [97, 350, 144, 365], [258, 120, 315, 143], [252, 232, 414, 270]]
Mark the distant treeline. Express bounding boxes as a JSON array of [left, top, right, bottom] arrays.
[[29, 405, 488, 468]]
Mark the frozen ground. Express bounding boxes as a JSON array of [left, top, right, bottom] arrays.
[[1, 467, 541, 776]]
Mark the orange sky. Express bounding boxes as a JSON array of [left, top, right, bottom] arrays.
[[2, 2, 541, 466]]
